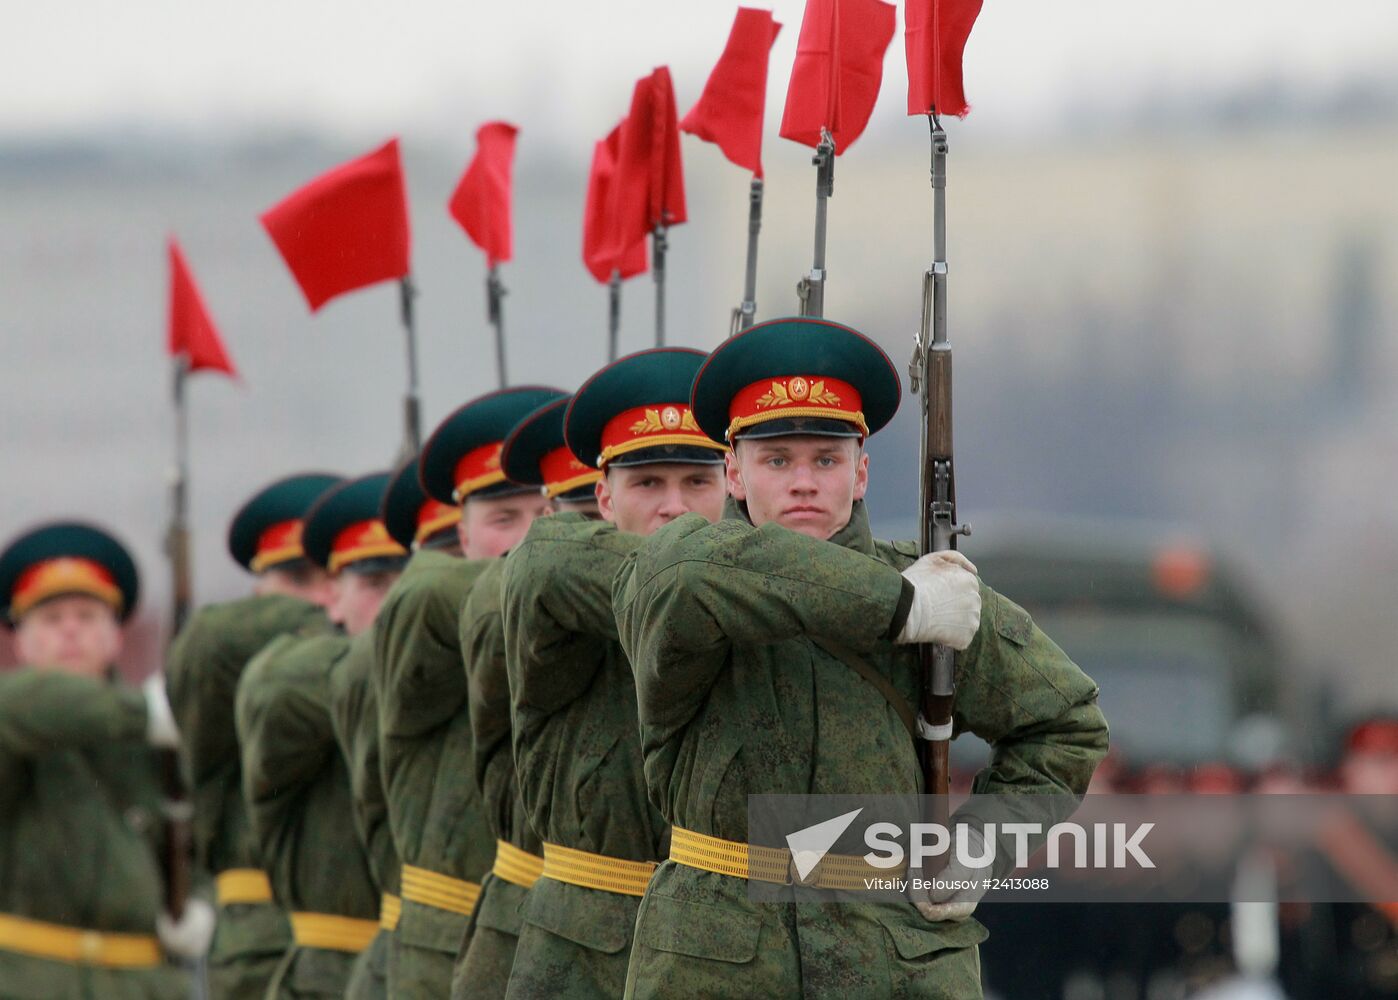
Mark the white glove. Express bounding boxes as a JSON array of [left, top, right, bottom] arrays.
[[142, 673, 180, 749], [908, 827, 990, 922], [895, 551, 981, 650], [156, 898, 215, 960]]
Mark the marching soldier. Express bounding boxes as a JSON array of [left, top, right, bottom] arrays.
[[374, 386, 561, 997], [452, 394, 603, 998], [613, 318, 1109, 998], [499, 348, 729, 998], [0, 521, 206, 999], [236, 472, 408, 998], [165, 472, 341, 1000], [330, 456, 462, 1000]]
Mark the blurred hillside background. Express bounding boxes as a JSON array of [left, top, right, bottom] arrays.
[[2, 1, 1396, 723]]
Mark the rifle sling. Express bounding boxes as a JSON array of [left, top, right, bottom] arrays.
[[812, 638, 919, 745]]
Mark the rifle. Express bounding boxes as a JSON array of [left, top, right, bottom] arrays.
[[163, 359, 195, 921], [729, 178, 764, 337], [908, 115, 970, 821], [796, 129, 835, 317]]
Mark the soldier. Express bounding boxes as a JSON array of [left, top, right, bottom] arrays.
[[452, 394, 603, 999], [236, 472, 408, 999], [165, 472, 342, 1000], [499, 348, 729, 999], [0, 521, 209, 998], [374, 386, 562, 998], [331, 456, 463, 1000], [614, 317, 1109, 998]]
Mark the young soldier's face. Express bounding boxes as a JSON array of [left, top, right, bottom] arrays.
[[328, 571, 397, 637], [254, 563, 335, 607], [597, 463, 726, 536], [458, 493, 553, 560], [14, 594, 123, 678], [728, 436, 869, 541]]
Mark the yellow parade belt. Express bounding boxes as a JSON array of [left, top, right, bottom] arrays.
[[541, 842, 657, 898], [670, 826, 905, 891], [492, 841, 545, 889], [400, 864, 482, 917], [289, 912, 378, 953], [215, 868, 273, 906], [0, 912, 162, 969], [379, 893, 401, 932]]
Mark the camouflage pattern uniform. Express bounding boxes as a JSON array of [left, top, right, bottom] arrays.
[[165, 594, 324, 999], [237, 632, 380, 999], [499, 513, 663, 999], [614, 501, 1109, 999], [328, 631, 398, 1000], [374, 549, 495, 997], [447, 557, 542, 998], [0, 668, 188, 1000]]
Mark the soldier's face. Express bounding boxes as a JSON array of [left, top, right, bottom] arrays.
[[327, 571, 396, 637], [597, 463, 726, 536], [458, 493, 554, 559], [14, 594, 123, 677], [728, 436, 868, 540], [254, 564, 335, 607]]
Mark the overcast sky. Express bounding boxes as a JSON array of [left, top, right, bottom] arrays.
[[5, 1, 1397, 145]]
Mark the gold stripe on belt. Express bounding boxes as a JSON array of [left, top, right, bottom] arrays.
[[289, 912, 378, 953], [669, 826, 905, 891], [541, 842, 657, 898], [379, 893, 401, 931], [0, 912, 162, 969], [492, 841, 545, 889], [215, 868, 273, 906], [400, 864, 482, 916]]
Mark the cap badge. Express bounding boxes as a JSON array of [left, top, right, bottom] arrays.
[[756, 378, 840, 409], [630, 406, 701, 435]]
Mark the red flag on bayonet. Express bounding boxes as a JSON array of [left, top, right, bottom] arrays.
[[259, 138, 411, 312], [779, 0, 897, 152], [448, 121, 519, 268], [681, 8, 783, 177], [906, 0, 983, 117], [607, 66, 687, 259], [582, 123, 648, 284], [167, 238, 237, 378]]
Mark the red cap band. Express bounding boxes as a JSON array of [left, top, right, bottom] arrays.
[[539, 446, 602, 498], [251, 519, 305, 573], [11, 557, 122, 620], [598, 403, 727, 467], [726, 375, 866, 441], [453, 442, 506, 501], [328, 520, 407, 574], [414, 499, 461, 547]]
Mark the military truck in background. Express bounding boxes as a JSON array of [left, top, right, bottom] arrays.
[[955, 516, 1318, 777], [948, 518, 1333, 999]]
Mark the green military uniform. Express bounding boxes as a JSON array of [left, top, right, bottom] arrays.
[[167, 595, 325, 997], [362, 453, 461, 997], [452, 394, 602, 999], [374, 550, 493, 995], [330, 632, 397, 1000], [166, 472, 341, 1000], [0, 670, 189, 1000], [499, 349, 730, 999], [376, 386, 565, 998], [501, 516, 658, 997], [238, 631, 380, 998], [611, 319, 1110, 998], [0, 521, 188, 1000], [236, 473, 407, 999], [452, 557, 543, 998]]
